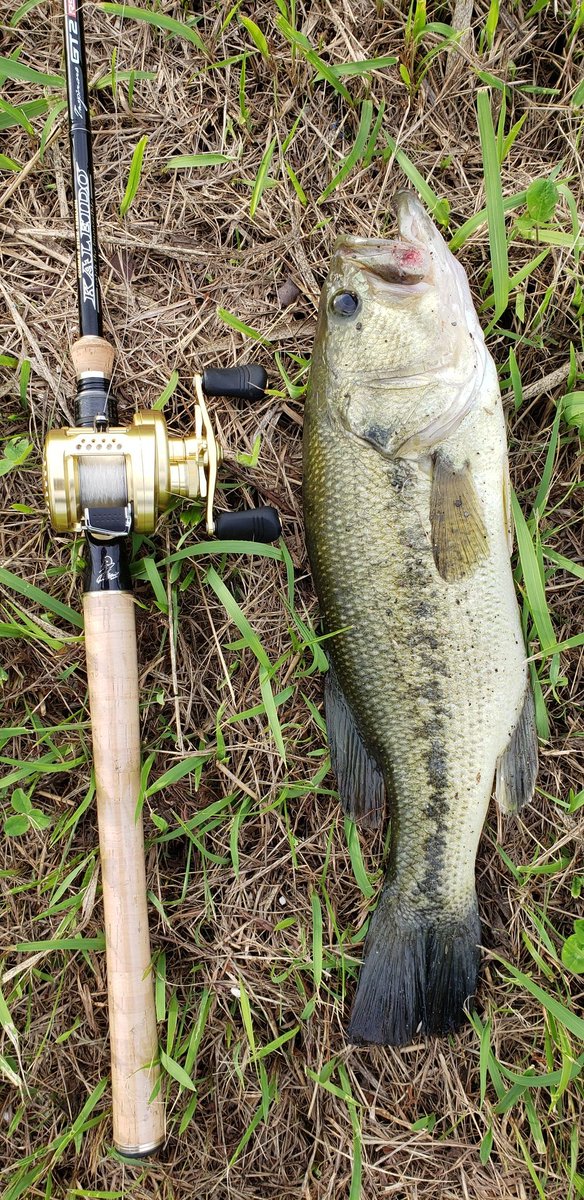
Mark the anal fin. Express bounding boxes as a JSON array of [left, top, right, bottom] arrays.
[[430, 450, 489, 582], [325, 664, 386, 830], [496, 683, 538, 814]]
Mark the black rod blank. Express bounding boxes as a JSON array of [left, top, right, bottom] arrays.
[[63, 0, 101, 339]]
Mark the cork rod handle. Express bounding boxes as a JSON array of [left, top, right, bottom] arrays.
[[83, 591, 165, 1157]]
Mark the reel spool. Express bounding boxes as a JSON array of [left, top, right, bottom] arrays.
[[44, 347, 280, 543]]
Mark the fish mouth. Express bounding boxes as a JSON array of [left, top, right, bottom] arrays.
[[334, 236, 430, 286], [333, 195, 434, 291]]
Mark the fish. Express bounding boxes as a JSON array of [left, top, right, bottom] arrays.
[[302, 191, 538, 1046]]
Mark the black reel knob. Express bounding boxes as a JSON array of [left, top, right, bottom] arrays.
[[202, 365, 267, 401], [215, 506, 281, 543]]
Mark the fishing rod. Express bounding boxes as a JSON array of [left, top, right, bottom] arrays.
[[43, 0, 280, 1157]]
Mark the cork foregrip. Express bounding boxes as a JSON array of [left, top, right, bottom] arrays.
[[83, 592, 165, 1155], [72, 335, 115, 378]]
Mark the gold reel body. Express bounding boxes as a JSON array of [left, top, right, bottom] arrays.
[[43, 378, 221, 535]]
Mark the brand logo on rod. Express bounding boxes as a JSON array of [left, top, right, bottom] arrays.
[[96, 555, 119, 585], [75, 163, 97, 310]]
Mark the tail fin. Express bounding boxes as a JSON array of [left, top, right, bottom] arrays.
[[347, 893, 481, 1046]]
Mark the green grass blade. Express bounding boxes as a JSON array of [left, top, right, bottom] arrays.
[[449, 188, 528, 251], [100, 3, 206, 53], [0, 56, 64, 88], [337, 1063, 362, 1200], [145, 753, 212, 796], [319, 100, 372, 202], [164, 540, 283, 565], [332, 54, 397, 77], [119, 134, 148, 217], [0, 567, 84, 628], [165, 153, 233, 169], [311, 890, 323, 991], [275, 15, 351, 103], [10, 0, 48, 24], [239, 14, 269, 57], [511, 491, 555, 654], [498, 956, 584, 1040], [206, 567, 270, 668], [259, 667, 286, 760], [344, 818, 375, 898], [141, 555, 169, 613], [160, 1048, 195, 1091], [16, 936, 106, 951], [216, 308, 271, 344], [250, 135, 277, 218], [228, 1073, 277, 1165], [476, 89, 509, 318], [383, 134, 450, 226]]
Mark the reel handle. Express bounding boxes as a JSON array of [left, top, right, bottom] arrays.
[[83, 590, 165, 1157]]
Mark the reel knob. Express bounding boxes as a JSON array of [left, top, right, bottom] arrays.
[[215, 506, 281, 543], [202, 365, 268, 401]]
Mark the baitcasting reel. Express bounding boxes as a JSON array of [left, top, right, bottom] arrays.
[[44, 334, 281, 543]]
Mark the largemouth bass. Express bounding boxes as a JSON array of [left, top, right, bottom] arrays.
[[303, 192, 538, 1045]]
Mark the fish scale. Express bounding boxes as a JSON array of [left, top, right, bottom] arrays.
[[303, 192, 538, 1045]]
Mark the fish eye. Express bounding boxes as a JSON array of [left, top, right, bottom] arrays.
[[330, 291, 360, 318]]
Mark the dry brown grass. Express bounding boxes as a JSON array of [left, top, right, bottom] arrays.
[[0, 1, 583, 1197]]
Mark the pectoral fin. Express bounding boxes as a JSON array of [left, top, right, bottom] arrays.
[[495, 683, 538, 813], [325, 664, 386, 829], [430, 451, 489, 582]]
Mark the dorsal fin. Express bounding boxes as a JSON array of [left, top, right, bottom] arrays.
[[430, 450, 489, 582]]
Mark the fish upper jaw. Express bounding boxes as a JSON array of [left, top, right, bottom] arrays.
[[332, 236, 431, 292]]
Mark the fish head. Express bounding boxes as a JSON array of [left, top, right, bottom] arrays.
[[314, 192, 488, 457]]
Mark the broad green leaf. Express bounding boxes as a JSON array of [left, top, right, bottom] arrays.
[[10, 789, 31, 814], [526, 178, 559, 223], [562, 936, 584, 974], [3, 814, 29, 836]]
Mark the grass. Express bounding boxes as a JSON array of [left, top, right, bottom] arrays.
[[0, 1, 583, 1198]]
